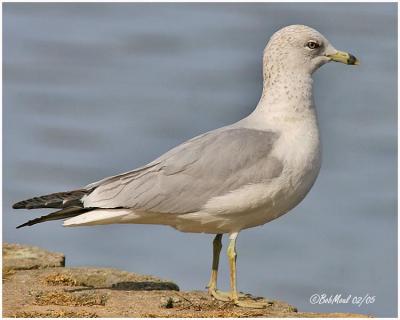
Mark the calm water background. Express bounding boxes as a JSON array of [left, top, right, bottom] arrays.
[[3, 3, 397, 316]]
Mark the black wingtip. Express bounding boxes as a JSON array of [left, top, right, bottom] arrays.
[[16, 221, 30, 229], [15, 207, 92, 229], [16, 216, 44, 229], [12, 202, 26, 209]]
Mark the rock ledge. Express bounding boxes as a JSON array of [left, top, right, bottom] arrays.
[[2, 243, 370, 318]]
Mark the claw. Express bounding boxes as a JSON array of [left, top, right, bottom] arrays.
[[208, 288, 231, 302], [208, 288, 268, 308]]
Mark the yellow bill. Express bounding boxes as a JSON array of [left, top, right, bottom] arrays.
[[327, 50, 360, 65]]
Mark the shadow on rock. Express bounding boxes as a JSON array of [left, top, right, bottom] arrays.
[[112, 281, 179, 291], [64, 280, 179, 293]]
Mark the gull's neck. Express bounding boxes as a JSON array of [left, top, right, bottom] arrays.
[[261, 68, 314, 111], [238, 64, 318, 131], [243, 68, 317, 129]]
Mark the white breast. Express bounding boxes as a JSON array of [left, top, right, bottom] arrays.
[[272, 114, 321, 213]]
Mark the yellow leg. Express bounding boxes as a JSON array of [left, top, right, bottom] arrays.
[[207, 234, 222, 290], [227, 232, 268, 309], [227, 232, 239, 300], [207, 234, 231, 302]]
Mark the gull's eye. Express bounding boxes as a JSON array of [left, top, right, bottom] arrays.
[[306, 40, 320, 50]]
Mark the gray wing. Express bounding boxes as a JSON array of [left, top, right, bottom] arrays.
[[83, 127, 283, 214]]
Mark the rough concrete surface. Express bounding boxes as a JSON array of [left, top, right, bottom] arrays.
[[2, 243, 371, 318]]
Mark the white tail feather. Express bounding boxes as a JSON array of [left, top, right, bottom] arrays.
[[63, 209, 132, 227]]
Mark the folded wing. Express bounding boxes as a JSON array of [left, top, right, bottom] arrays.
[[83, 127, 283, 214]]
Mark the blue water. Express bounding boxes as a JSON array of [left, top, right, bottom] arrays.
[[3, 3, 397, 317]]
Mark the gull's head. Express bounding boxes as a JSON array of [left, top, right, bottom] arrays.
[[263, 25, 359, 76]]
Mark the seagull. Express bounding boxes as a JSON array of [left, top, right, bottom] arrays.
[[12, 25, 358, 308]]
